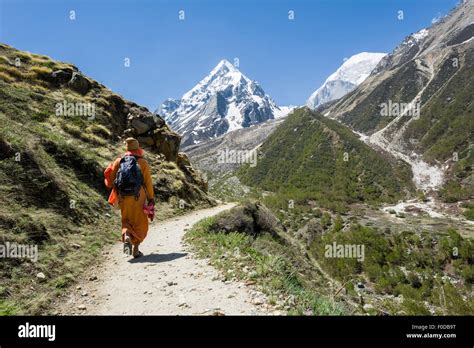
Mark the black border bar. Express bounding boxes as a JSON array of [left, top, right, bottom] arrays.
[[0, 315, 472, 346]]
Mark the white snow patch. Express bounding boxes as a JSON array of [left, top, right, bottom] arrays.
[[226, 103, 243, 132], [412, 29, 429, 42], [273, 105, 296, 119]]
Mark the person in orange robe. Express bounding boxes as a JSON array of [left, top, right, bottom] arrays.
[[109, 138, 155, 258]]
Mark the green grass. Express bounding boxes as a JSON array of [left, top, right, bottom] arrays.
[[185, 216, 346, 315], [461, 202, 474, 221]]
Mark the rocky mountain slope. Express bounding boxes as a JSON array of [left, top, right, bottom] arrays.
[[306, 52, 386, 109], [0, 43, 212, 314], [158, 59, 292, 147], [185, 117, 285, 176], [238, 108, 415, 212], [324, 0, 474, 199], [182, 116, 288, 201]]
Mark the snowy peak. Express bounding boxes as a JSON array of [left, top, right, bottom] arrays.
[[210, 59, 239, 74], [182, 59, 244, 101], [306, 52, 386, 109], [158, 60, 291, 147], [328, 52, 387, 85]]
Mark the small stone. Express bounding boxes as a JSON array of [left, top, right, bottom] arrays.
[[363, 304, 374, 311], [78, 304, 86, 310], [81, 291, 88, 297], [245, 280, 256, 286], [36, 272, 46, 280], [89, 275, 98, 281]]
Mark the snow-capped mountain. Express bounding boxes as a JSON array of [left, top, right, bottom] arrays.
[[158, 59, 291, 147], [324, 0, 474, 192], [306, 52, 386, 109]]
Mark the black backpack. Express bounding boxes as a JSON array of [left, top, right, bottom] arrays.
[[114, 155, 144, 197]]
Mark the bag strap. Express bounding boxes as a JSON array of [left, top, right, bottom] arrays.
[[135, 157, 150, 201]]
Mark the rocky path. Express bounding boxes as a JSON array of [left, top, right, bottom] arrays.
[[58, 204, 269, 315]]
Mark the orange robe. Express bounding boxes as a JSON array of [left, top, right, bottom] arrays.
[[110, 151, 154, 245]]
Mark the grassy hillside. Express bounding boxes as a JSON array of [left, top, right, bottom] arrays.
[[185, 203, 348, 315], [186, 201, 474, 315], [340, 60, 427, 133], [0, 43, 211, 314], [238, 108, 415, 212], [311, 224, 473, 315]]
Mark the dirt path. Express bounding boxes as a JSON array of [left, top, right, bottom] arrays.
[[58, 204, 268, 315]]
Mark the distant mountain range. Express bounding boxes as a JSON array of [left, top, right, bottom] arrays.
[[158, 53, 385, 147], [306, 52, 386, 109], [157, 59, 293, 147]]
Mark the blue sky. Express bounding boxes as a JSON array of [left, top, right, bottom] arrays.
[[0, 0, 459, 110]]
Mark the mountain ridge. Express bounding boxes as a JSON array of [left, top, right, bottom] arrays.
[[323, 0, 473, 198], [158, 59, 291, 147]]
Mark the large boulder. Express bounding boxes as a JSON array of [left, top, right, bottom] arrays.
[[68, 72, 92, 95], [50, 68, 92, 95], [209, 202, 283, 238], [131, 118, 152, 135], [127, 108, 158, 135], [137, 136, 155, 146], [51, 69, 73, 84], [152, 128, 181, 162]]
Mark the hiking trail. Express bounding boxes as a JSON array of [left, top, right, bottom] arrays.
[[57, 203, 271, 315]]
